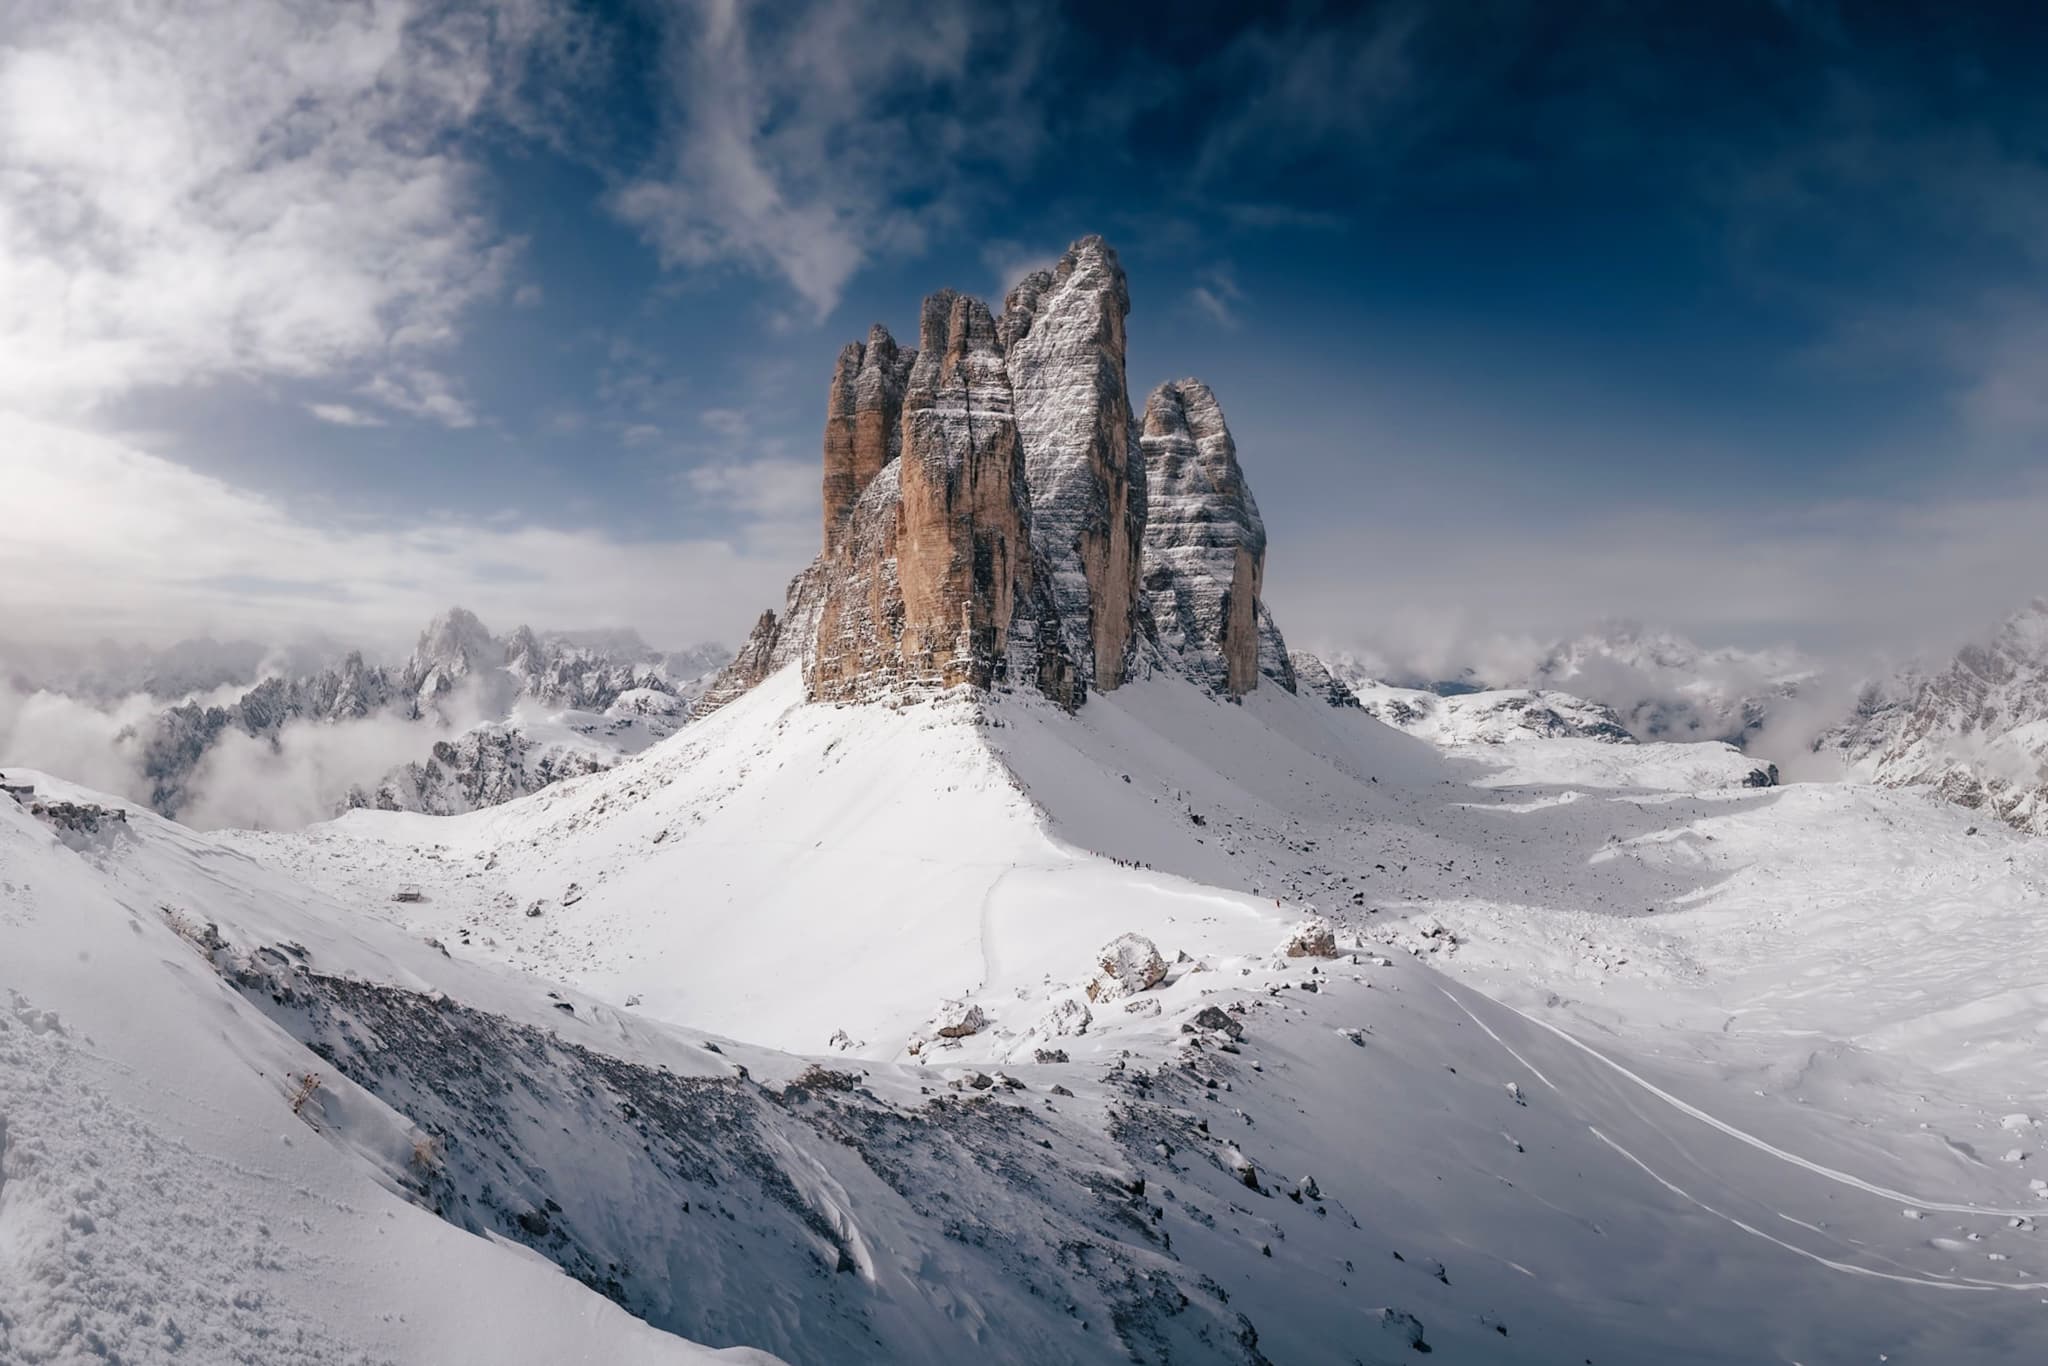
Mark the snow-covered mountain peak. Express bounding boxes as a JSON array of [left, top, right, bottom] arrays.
[[405, 604, 502, 697], [1820, 594, 2048, 832]]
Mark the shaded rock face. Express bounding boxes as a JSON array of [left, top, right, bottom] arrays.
[[821, 324, 915, 552], [1002, 236, 1144, 691], [1138, 380, 1287, 698], [810, 293, 1037, 700], [1289, 652, 1361, 708]]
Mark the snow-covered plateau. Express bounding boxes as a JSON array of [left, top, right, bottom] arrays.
[[7, 663, 2048, 1364]]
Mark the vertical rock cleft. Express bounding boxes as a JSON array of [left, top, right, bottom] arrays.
[[809, 292, 1043, 701], [1138, 379, 1288, 698], [708, 233, 1302, 715], [821, 324, 915, 552], [1002, 235, 1143, 692]]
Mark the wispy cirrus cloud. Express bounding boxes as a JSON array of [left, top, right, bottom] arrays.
[[1186, 263, 1245, 328], [306, 402, 387, 429], [613, 0, 1054, 322]]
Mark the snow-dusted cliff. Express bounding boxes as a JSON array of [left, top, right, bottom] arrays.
[[1819, 598, 2048, 833]]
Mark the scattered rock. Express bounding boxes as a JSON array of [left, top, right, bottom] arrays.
[[1182, 1005, 1245, 1040], [791, 1064, 861, 1092]]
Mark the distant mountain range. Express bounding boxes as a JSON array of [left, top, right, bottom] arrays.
[[1315, 622, 1814, 747], [4, 609, 730, 824]]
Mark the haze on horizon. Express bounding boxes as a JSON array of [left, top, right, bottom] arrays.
[[4, 0, 2046, 679]]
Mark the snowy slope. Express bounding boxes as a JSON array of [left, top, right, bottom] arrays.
[[18, 759, 2048, 1362], [16, 651, 2048, 1361], [0, 785, 771, 1366]]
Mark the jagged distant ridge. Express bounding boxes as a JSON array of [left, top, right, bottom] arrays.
[[136, 609, 728, 819]]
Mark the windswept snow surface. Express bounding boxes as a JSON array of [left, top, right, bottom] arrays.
[[11, 663, 2048, 1361], [0, 785, 774, 1366]]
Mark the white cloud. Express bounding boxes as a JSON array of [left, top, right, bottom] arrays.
[[0, 0, 544, 419], [686, 457, 820, 522], [361, 368, 479, 429], [1186, 264, 1245, 328], [307, 402, 387, 428], [980, 239, 1059, 297], [613, 0, 1051, 320], [699, 407, 751, 438], [1274, 478, 2048, 682], [0, 411, 797, 652]]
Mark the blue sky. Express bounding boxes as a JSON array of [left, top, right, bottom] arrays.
[[4, 0, 2047, 669]]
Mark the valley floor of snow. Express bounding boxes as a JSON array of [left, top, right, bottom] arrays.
[[7, 665, 2048, 1363]]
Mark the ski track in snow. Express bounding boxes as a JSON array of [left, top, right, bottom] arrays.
[[1588, 1129, 2048, 1293]]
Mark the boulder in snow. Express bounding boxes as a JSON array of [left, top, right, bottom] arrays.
[[1285, 920, 1339, 958], [931, 1001, 988, 1039], [1376, 1307, 1429, 1352], [1086, 932, 1168, 1002]]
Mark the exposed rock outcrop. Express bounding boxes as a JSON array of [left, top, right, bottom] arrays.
[[821, 325, 915, 551], [695, 562, 830, 714], [1290, 652, 1361, 708], [1138, 380, 1288, 698], [710, 233, 1298, 717], [1002, 236, 1144, 692], [810, 292, 1039, 701]]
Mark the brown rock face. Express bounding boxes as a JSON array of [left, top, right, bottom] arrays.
[[1001, 236, 1143, 692], [809, 292, 1037, 701], [820, 324, 914, 551], [707, 233, 1305, 717]]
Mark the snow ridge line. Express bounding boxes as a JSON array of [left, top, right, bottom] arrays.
[[1460, 985, 2047, 1218]]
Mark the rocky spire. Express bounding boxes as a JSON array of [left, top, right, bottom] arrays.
[[703, 233, 1304, 716], [1138, 379, 1288, 698], [1001, 235, 1144, 692], [809, 291, 1040, 700], [820, 324, 915, 551]]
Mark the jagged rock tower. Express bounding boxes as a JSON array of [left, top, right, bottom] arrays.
[[1139, 380, 1269, 698], [821, 324, 914, 552], [1000, 236, 1144, 691], [699, 234, 1294, 716]]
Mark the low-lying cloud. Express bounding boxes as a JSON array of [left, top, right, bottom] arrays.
[[0, 412, 799, 654]]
